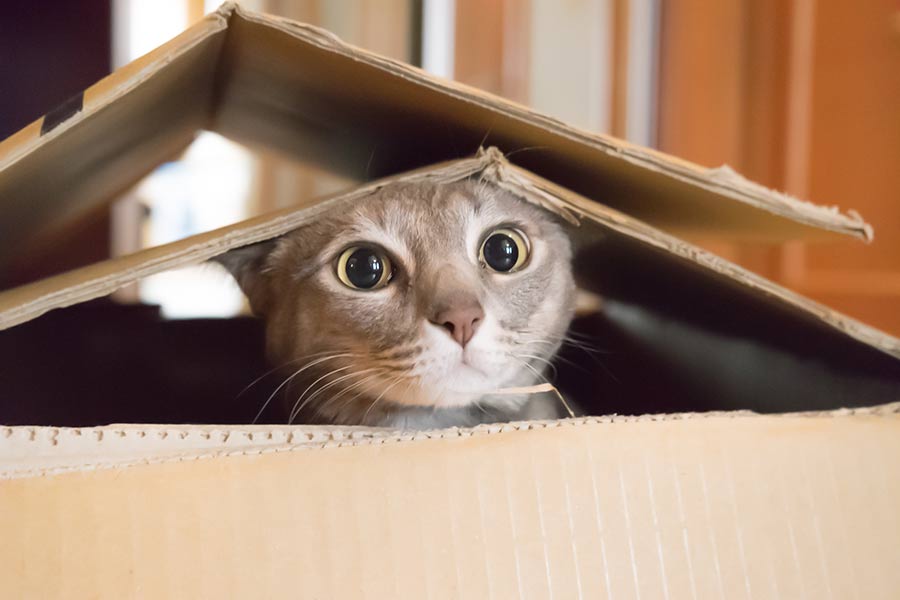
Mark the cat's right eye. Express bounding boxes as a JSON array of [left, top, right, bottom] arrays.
[[336, 246, 393, 290]]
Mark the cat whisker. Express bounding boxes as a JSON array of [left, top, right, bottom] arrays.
[[519, 331, 610, 357], [561, 336, 614, 356], [562, 341, 608, 357], [294, 367, 383, 419], [327, 372, 392, 418], [254, 353, 355, 424], [237, 350, 362, 403], [362, 375, 407, 425], [472, 398, 490, 416], [371, 346, 421, 361], [520, 329, 598, 345], [502, 145, 550, 160], [477, 125, 494, 152], [324, 371, 389, 414], [522, 336, 618, 382], [513, 355, 549, 384], [235, 359, 302, 402], [365, 146, 376, 179], [512, 352, 558, 381], [289, 364, 358, 424], [517, 340, 592, 373], [517, 339, 563, 351]]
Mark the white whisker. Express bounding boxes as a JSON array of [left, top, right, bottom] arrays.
[[326, 372, 388, 415], [289, 364, 357, 424], [513, 352, 559, 380], [238, 350, 358, 403], [362, 375, 406, 424], [295, 367, 382, 417], [253, 353, 356, 424]]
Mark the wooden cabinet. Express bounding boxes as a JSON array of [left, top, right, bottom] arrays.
[[657, 0, 900, 334]]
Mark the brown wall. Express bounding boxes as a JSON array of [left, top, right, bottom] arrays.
[[657, 0, 900, 335]]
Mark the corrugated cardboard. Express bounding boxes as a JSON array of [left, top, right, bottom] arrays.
[[1, 4, 899, 598], [2, 406, 899, 598]]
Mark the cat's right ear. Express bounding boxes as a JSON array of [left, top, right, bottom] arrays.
[[211, 240, 277, 315]]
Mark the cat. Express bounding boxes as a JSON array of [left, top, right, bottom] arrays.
[[215, 177, 576, 429]]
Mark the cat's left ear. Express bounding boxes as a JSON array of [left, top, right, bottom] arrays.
[[212, 240, 277, 315]]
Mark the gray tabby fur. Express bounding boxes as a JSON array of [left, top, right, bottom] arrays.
[[215, 178, 575, 429]]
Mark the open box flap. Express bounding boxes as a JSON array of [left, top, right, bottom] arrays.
[[220, 5, 871, 242], [1, 149, 897, 365], [0, 3, 872, 268], [1, 405, 899, 598]]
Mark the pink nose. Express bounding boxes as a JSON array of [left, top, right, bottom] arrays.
[[431, 303, 485, 347]]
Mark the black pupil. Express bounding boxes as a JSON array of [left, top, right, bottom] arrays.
[[345, 248, 384, 288], [483, 233, 518, 272]]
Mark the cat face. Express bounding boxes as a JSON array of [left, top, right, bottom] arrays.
[[218, 179, 575, 424]]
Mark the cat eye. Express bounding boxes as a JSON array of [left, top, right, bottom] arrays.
[[480, 228, 530, 273], [336, 246, 393, 290]]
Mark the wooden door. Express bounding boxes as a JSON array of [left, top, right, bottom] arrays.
[[658, 0, 900, 334]]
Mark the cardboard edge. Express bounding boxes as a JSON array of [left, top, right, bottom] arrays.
[[2, 402, 898, 480], [231, 5, 872, 242]]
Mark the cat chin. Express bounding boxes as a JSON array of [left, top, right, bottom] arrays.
[[381, 369, 508, 409]]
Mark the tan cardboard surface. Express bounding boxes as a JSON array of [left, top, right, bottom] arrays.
[[0, 3, 871, 266], [2, 406, 898, 598]]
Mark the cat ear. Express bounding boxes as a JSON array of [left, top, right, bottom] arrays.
[[212, 240, 278, 315]]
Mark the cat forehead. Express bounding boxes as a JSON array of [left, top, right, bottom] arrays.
[[274, 179, 547, 266], [350, 180, 531, 232]]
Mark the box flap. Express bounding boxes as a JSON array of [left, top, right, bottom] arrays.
[[0, 3, 871, 270], [1, 405, 898, 598], [217, 5, 871, 242]]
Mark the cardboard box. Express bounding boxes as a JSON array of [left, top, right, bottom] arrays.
[[1, 4, 898, 598]]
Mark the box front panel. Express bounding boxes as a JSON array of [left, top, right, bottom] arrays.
[[2, 412, 898, 599]]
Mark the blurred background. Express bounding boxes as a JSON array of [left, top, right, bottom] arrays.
[[2, 0, 899, 333]]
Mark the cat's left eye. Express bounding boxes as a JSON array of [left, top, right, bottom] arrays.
[[336, 246, 393, 290], [480, 228, 530, 273]]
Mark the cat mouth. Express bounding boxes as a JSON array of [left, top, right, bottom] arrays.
[[457, 354, 491, 377], [457, 360, 486, 376], [443, 363, 500, 399]]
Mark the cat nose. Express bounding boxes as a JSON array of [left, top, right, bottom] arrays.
[[431, 301, 485, 347]]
